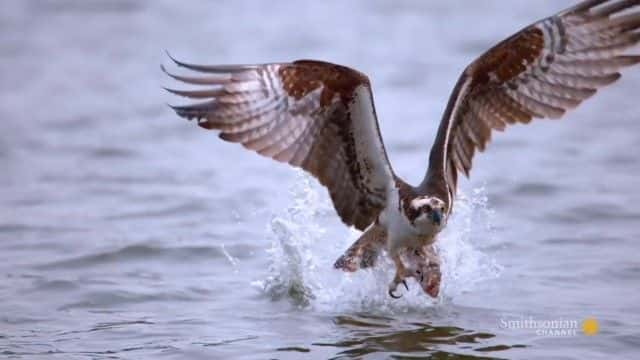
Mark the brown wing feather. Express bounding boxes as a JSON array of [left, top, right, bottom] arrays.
[[164, 58, 395, 230], [424, 0, 640, 211]]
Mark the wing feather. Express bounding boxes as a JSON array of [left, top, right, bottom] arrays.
[[165, 58, 395, 230], [423, 0, 640, 211]]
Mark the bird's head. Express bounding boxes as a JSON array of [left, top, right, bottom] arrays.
[[406, 196, 447, 231]]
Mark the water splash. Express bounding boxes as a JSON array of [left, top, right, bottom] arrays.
[[252, 173, 329, 307], [437, 186, 503, 299], [219, 244, 239, 272], [253, 173, 502, 312]]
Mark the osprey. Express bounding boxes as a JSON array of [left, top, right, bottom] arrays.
[[165, 0, 640, 299]]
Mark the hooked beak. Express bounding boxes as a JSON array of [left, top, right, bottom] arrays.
[[431, 210, 442, 226]]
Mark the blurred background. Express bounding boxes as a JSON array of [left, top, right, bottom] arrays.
[[1, 0, 639, 359]]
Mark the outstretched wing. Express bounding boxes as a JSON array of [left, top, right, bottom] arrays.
[[424, 0, 640, 209], [164, 57, 395, 230]]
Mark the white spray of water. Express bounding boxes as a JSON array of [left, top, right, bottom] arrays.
[[252, 173, 502, 313]]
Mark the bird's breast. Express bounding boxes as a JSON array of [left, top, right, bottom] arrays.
[[380, 191, 440, 251]]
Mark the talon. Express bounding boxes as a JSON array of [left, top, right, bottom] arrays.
[[388, 278, 408, 299], [389, 253, 410, 299], [389, 288, 402, 299]]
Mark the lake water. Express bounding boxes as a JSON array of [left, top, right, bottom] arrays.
[[1, 0, 640, 359]]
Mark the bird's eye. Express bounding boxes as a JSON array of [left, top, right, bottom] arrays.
[[422, 205, 432, 213]]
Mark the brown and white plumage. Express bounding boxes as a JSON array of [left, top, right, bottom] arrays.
[[165, 0, 639, 298], [164, 58, 396, 231], [423, 0, 640, 214]]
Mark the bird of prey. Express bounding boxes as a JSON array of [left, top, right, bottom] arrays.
[[164, 0, 640, 299]]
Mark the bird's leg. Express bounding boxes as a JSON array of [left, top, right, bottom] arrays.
[[388, 253, 410, 299], [334, 225, 386, 272]]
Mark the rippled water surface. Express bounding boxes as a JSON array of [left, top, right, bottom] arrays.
[[2, 1, 640, 359]]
